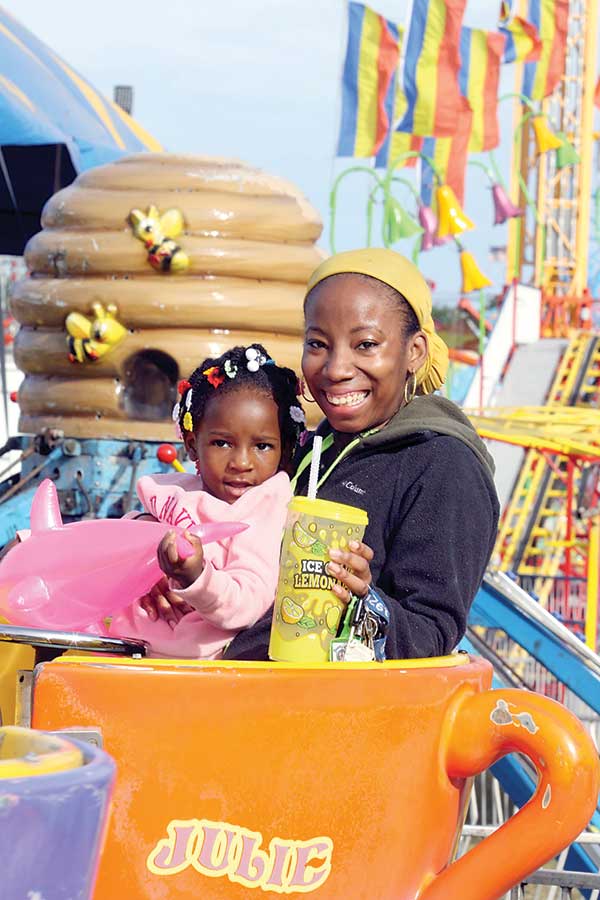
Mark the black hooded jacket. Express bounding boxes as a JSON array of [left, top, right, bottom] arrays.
[[224, 394, 499, 661]]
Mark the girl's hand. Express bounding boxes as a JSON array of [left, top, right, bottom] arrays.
[[326, 540, 374, 605], [157, 529, 205, 588], [139, 576, 195, 629]]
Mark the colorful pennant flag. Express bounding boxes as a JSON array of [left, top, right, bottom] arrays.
[[420, 106, 473, 206], [499, 1, 542, 64], [337, 2, 402, 157], [374, 69, 423, 168], [374, 119, 423, 169], [459, 27, 506, 153], [415, 25, 502, 199], [522, 0, 569, 100], [398, 0, 470, 137]]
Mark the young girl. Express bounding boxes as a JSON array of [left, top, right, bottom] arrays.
[[109, 343, 305, 658]]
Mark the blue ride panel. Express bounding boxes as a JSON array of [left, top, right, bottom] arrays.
[[471, 575, 600, 713], [0, 436, 190, 547]]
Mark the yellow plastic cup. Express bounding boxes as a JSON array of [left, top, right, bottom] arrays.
[[269, 497, 368, 662]]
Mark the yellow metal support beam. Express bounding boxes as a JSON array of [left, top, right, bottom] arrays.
[[485, 334, 600, 590], [507, 0, 598, 299], [586, 519, 599, 651], [573, 0, 598, 295]]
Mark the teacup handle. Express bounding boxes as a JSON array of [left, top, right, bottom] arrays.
[[421, 688, 600, 900]]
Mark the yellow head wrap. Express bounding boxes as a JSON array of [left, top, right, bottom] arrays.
[[305, 248, 449, 394]]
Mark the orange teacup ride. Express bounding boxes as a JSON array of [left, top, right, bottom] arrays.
[[27, 651, 599, 900]]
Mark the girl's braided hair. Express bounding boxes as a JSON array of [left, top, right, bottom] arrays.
[[173, 343, 305, 473]]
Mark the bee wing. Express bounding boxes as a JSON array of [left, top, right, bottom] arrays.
[[159, 208, 184, 239]]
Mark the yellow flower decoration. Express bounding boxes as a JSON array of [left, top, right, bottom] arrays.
[[183, 411, 193, 432]]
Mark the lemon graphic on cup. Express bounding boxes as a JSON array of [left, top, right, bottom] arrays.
[[281, 596, 305, 624], [325, 605, 341, 635], [292, 521, 316, 549]]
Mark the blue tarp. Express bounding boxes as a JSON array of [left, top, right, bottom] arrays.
[[0, 5, 162, 253]]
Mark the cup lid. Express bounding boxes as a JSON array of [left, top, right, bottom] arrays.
[[290, 496, 368, 526]]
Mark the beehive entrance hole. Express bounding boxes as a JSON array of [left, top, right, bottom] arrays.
[[122, 350, 179, 421]]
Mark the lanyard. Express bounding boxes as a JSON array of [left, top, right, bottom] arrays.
[[291, 428, 379, 493]]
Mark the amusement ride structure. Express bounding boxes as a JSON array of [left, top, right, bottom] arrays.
[[480, 0, 600, 646]]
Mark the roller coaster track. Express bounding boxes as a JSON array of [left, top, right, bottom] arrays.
[[494, 332, 600, 603]]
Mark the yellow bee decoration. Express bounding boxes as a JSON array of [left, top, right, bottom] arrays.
[[128, 205, 190, 274], [66, 302, 127, 363]]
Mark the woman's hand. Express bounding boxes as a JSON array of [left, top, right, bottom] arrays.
[[139, 576, 195, 629], [326, 540, 374, 605], [157, 529, 205, 588]]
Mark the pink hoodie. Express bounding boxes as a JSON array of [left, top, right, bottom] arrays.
[[109, 470, 291, 658]]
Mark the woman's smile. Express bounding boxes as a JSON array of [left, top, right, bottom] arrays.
[[323, 389, 370, 408]]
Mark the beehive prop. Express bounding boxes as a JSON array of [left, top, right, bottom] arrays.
[[11, 154, 324, 439]]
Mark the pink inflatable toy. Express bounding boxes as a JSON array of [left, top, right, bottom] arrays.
[[0, 480, 248, 631]]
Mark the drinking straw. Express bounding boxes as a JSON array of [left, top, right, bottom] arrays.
[[307, 435, 323, 500]]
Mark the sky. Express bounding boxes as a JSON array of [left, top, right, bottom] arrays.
[[0, 0, 587, 302]]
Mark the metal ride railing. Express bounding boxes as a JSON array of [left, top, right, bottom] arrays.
[[0, 624, 147, 658], [484, 572, 600, 673], [463, 770, 517, 838], [510, 871, 600, 900], [510, 872, 600, 900], [460, 827, 600, 900], [518, 574, 589, 646]]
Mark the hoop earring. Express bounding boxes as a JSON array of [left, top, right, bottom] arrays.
[[404, 372, 417, 405], [300, 378, 317, 404]]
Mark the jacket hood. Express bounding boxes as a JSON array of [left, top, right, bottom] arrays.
[[318, 394, 496, 479]]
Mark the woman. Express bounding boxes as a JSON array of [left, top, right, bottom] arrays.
[[224, 248, 499, 660]]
